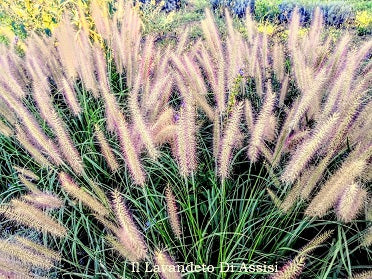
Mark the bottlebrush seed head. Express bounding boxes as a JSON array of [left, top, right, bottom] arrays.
[[335, 183, 368, 223], [165, 186, 182, 238], [59, 172, 109, 216], [154, 249, 182, 279], [0, 199, 67, 238], [111, 190, 148, 261], [304, 157, 366, 219], [351, 270, 372, 279], [271, 255, 306, 279], [94, 124, 119, 172], [218, 102, 243, 179], [22, 192, 63, 210]]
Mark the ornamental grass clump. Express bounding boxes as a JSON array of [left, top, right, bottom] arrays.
[[0, 1, 370, 278]]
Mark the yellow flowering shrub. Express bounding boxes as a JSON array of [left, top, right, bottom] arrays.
[[355, 10, 372, 34], [257, 21, 277, 35], [138, 1, 179, 34], [0, 0, 109, 45], [0, 0, 61, 38]]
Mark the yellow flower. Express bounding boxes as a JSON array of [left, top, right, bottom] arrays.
[[13, 7, 27, 19], [16, 41, 27, 52], [0, 26, 15, 41], [298, 27, 308, 38], [42, 13, 53, 28], [355, 11, 372, 28], [257, 22, 276, 35]]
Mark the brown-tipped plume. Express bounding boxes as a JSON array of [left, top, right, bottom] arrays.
[[200, 9, 225, 113], [110, 190, 148, 262], [165, 186, 182, 238], [19, 174, 40, 193], [154, 250, 182, 279], [0, 53, 27, 100], [59, 76, 81, 116], [244, 100, 255, 131], [154, 125, 177, 145], [128, 90, 159, 160], [75, 29, 99, 98], [90, 0, 111, 40], [273, 42, 285, 81], [288, 8, 300, 52], [299, 155, 330, 200], [213, 111, 221, 159], [278, 75, 289, 107], [0, 239, 54, 269], [280, 177, 304, 213], [201, 9, 223, 59], [93, 44, 145, 185], [92, 42, 116, 132], [110, 1, 141, 86], [0, 254, 33, 278], [182, 55, 214, 120], [14, 236, 61, 262], [151, 108, 175, 137], [105, 234, 140, 263], [172, 55, 214, 121], [0, 101, 17, 125]]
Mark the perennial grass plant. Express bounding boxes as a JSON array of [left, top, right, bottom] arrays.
[[0, 0, 371, 278]]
